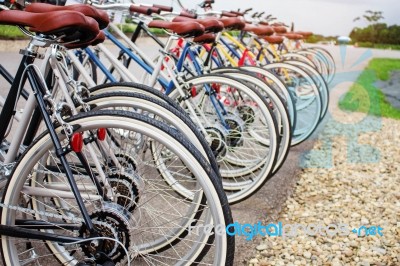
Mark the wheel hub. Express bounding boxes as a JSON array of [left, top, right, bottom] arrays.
[[107, 170, 144, 213], [205, 125, 227, 157], [224, 114, 245, 147], [237, 105, 256, 124], [81, 202, 133, 264]]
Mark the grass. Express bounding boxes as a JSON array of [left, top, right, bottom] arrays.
[[339, 58, 400, 119], [0, 25, 27, 39], [355, 42, 400, 51], [368, 58, 400, 81], [110, 23, 137, 34]]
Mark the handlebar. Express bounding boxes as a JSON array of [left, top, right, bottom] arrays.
[[244, 8, 253, 13], [229, 11, 245, 16], [129, 5, 153, 15], [179, 10, 197, 18], [91, 3, 161, 15], [221, 11, 238, 17], [92, 3, 132, 11], [153, 4, 173, 12]]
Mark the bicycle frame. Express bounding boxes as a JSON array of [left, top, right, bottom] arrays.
[[0, 39, 117, 243], [201, 31, 283, 68], [47, 47, 125, 180], [81, 24, 232, 129]]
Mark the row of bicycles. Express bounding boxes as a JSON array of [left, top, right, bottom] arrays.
[[0, 0, 335, 264]]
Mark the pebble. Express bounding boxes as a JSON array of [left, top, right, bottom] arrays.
[[260, 250, 271, 257], [249, 258, 259, 264], [272, 245, 282, 250], [351, 233, 360, 239], [331, 244, 340, 251], [350, 241, 359, 248], [372, 247, 387, 255], [303, 251, 312, 259], [256, 244, 269, 251], [344, 248, 353, 257], [361, 218, 369, 224]]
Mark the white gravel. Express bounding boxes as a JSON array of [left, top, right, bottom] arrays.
[[248, 113, 400, 266]]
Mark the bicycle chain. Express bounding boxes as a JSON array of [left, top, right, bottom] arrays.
[[0, 201, 84, 223]]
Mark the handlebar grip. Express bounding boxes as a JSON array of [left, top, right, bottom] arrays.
[[230, 11, 245, 16], [221, 11, 238, 17], [153, 4, 173, 12], [179, 11, 197, 19], [205, 0, 215, 3], [130, 5, 152, 15], [244, 8, 253, 13], [148, 6, 162, 14]]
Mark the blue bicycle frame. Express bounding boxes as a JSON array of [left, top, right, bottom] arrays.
[[81, 28, 231, 128]]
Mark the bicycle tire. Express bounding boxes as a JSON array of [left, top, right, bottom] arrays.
[[168, 74, 279, 204], [262, 62, 323, 145], [283, 60, 330, 119], [210, 68, 292, 175], [82, 91, 221, 183]]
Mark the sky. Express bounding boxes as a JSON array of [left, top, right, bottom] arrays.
[[138, 0, 400, 36]]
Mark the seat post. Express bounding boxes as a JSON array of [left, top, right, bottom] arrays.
[[147, 34, 179, 88]]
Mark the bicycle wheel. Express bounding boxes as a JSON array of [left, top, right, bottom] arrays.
[[262, 62, 322, 145], [307, 47, 336, 84], [283, 60, 330, 119], [89, 82, 183, 110], [168, 74, 279, 204], [82, 90, 221, 179], [1, 110, 234, 265], [281, 52, 320, 72], [210, 68, 292, 175], [238, 65, 297, 130], [296, 49, 330, 83]]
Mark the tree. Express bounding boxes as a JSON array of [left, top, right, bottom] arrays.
[[354, 10, 384, 24], [352, 11, 385, 43], [350, 23, 400, 45]]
